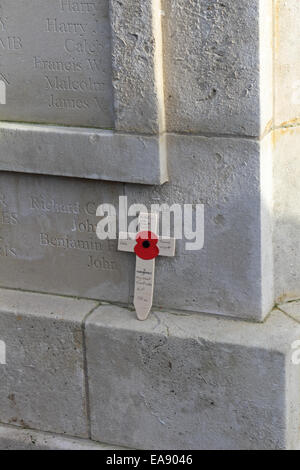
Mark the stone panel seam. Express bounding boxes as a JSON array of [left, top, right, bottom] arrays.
[[0, 421, 123, 449], [81, 302, 102, 439], [167, 125, 300, 142], [0, 286, 107, 305], [0, 286, 282, 325], [2, 123, 299, 140], [274, 123, 300, 132], [0, 418, 88, 444], [3, 123, 295, 142], [275, 305, 300, 325], [0, 285, 101, 302], [0, 286, 277, 325]]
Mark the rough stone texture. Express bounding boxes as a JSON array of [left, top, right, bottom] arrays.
[[162, 0, 273, 137], [275, 0, 300, 128], [125, 133, 273, 321], [278, 299, 300, 322], [0, 424, 125, 450], [0, 0, 273, 138], [0, 291, 298, 450], [0, 0, 273, 185], [0, 132, 273, 321], [0, 0, 114, 128], [0, 123, 167, 185], [0, 1, 273, 184], [0, 288, 97, 437], [110, 0, 165, 134], [86, 304, 300, 450], [273, 127, 300, 303], [0, 0, 168, 185]]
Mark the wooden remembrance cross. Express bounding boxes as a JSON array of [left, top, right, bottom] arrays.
[[118, 213, 176, 321]]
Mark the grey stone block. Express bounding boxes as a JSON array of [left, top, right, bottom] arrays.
[[110, 0, 165, 134], [0, 0, 165, 135], [0, 0, 168, 184], [125, 133, 273, 321], [162, 0, 273, 137], [86, 304, 300, 450], [0, 0, 114, 128], [0, 424, 125, 450], [0, 288, 97, 437], [0, 0, 274, 185], [0, 130, 273, 321], [0, 123, 167, 185]]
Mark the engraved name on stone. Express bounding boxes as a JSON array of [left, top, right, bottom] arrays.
[[0, 0, 113, 127], [29, 194, 118, 272]]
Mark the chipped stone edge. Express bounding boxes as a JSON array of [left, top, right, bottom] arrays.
[[0, 423, 127, 450], [0, 122, 168, 185]]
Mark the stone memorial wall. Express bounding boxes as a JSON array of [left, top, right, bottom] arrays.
[[0, 0, 167, 184], [0, 1, 113, 127], [0, 0, 299, 450], [0, 0, 277, 321]]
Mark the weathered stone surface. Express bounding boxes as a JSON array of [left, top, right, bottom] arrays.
[[275, 0, 300, 128], [86, 304, 300, 450], [273, 127, 300, 303], [0, 424, 125, 450], [0, 288, 97, 437], [0, 0, 114, 128], [0, 172, 130, 302], [0, 123, 167, 185], [0, 1, 168, 185], [278, 299, 300, 323], [273, 2, 300, 305], [0, 131, 272, 320], [110, 0, 165, 134], [125, 133, 273, 321], [0, 0, 273, 138], [162, 0, 273, 137], [0, 1, 274, 183], [0, 0, 165, 134]]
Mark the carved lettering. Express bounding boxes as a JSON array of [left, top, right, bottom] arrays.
[[31, 196, 80, 215], [60, 0, 101, 13], [0, 1, 113, 127], [46, 18, 88, 34], [87, 255, 117, 271]]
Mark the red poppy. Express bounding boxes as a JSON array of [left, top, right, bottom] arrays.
[[134, 231, 159, 260]]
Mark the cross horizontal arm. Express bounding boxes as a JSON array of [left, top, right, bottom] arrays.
[[158, 237, 176, 257], [118, 232, 176, 257], [118, 233, 136, 253]]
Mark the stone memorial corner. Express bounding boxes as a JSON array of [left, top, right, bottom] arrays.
[[0, 0, 299, 451]]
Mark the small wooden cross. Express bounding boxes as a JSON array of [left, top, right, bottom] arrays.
[[118, 213, 176, 321]]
